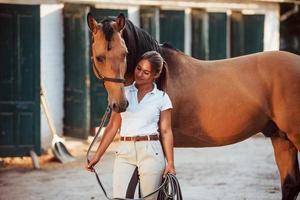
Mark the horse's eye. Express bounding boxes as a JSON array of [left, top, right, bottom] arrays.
[[96, 56, 105, 63]]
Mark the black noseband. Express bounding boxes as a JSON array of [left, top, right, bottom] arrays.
[[92, 59, 126, 83], [98, 73, 126, 83]]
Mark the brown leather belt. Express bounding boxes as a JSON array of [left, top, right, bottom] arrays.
[[120, 134, 160, 142]]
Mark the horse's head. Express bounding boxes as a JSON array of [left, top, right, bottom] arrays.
[[87, 13, 128, 113]]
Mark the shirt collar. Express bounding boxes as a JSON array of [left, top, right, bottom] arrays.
[[130, 82, 157, 94]]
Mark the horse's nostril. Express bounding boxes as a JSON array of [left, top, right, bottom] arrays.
[[125, 100, 129, 108], [112, 103, 117, 110]]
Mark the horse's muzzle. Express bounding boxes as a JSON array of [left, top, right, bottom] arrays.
[[111, 100, 128, 113]]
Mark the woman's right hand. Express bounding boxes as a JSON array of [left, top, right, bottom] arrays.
[[85, 156, 100, 172]]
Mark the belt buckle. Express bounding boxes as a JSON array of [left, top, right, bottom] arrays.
[[135, 136, 141, 142]]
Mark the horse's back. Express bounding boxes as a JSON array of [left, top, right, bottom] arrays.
[[167, 50, 300, 147], [223, 51, 300, 144], [202, 51, 300, 95], [207, 50, 300, 117]]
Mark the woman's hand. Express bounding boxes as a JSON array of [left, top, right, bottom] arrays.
[[85, 156, 100, 172], [85, 112, 121, 173], [163, 162, 176, 177]]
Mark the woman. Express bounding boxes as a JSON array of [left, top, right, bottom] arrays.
[[85, 51, 175, 200]]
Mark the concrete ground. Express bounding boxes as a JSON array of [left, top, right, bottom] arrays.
[[0, 135, 299, 200]]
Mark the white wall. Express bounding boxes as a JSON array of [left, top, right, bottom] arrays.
[[184, 8, 192, 56], [128, 6, 140, 27], [263, 4, 280, 51], [40, 4, 64, 151]]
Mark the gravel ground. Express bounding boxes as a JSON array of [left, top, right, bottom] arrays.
[[1, 135, 299, 200]]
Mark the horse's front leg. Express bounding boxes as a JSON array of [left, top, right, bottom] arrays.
[[271, 136, 300, 200]]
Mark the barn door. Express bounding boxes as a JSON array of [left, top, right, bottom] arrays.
[[243, 15, 264, 54], [0, 4, 40, 156], [160, 10, 185, 51], [140, 7, 157, 39], [231, 12, 264, 57], [89, 9, 127, 133], [230, 11, 244, 57], [63, 4, 90, 139], [208, 13, 227, 60], [191, 9, 207, 59]]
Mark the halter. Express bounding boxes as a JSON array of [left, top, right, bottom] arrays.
[[97, 72, 126, 83], [91, 55, 126, 83]]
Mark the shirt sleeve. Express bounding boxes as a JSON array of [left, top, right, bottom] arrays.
[[160, 93, 173, 111]]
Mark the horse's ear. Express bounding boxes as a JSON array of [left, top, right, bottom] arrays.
[[115, 13, 125, 32], [87, 12, 98, 34]]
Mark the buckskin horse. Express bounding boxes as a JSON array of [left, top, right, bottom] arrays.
[[87, 13, 300, 199]]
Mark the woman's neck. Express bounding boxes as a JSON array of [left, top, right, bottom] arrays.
[[135, 82, 154, 93]]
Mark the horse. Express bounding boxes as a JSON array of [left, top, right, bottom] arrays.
[[87, 13, 300, 199]]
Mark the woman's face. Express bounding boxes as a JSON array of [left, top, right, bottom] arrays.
[[134, 59, 156, 86]]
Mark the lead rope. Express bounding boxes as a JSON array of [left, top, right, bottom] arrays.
[[86, 106, 183, 200]]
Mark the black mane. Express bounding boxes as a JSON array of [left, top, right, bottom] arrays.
[[101, 18, 114, 43], [122, 19, 161, 75], [160, 42, 179, 51], [100, 18, 115, 50]]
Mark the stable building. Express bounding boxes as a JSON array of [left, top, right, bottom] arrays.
[[0, 0, 299, 158]]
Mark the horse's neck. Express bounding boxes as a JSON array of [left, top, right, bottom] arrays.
[[160, 47, 204, 80], [124, 47, 205, 87], [122, 20, 205, 85]]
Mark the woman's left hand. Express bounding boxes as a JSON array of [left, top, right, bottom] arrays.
[[163, 163, 176, 177]]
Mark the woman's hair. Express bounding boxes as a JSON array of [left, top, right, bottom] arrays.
[[138, 51, 168, 92]]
